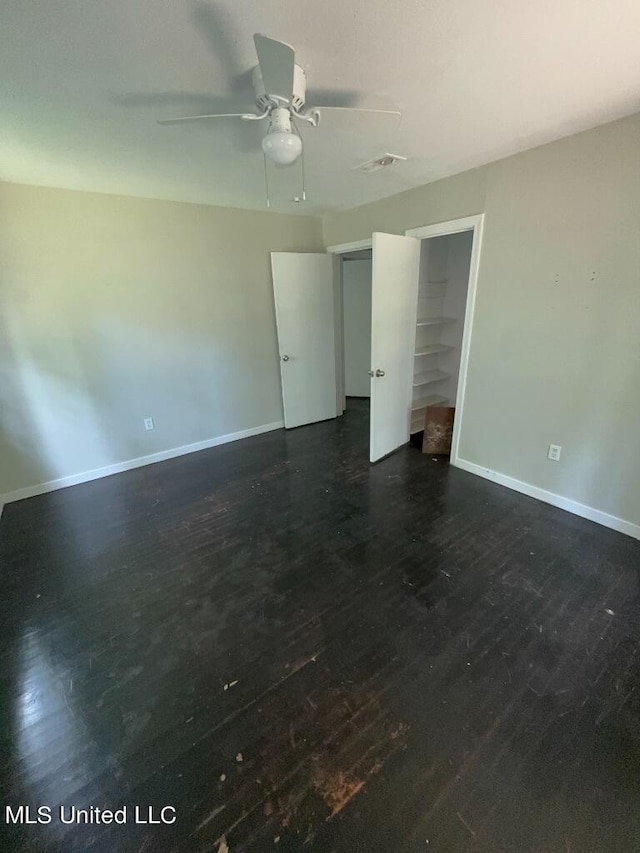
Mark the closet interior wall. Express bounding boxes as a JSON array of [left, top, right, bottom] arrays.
[[410, 232, 473, 434]]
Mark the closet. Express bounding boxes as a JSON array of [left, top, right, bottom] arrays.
[[273, 222, 479, 462], [410, 231, 473, 436]]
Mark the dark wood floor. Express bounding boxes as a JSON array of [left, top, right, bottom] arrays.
[[1, 399, 640, 853]]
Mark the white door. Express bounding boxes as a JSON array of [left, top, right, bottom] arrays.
[[370, 232, 421, 462], [271, 253, 338, 429]]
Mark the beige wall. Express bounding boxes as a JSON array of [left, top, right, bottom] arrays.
[[0, 182, 323, 495], [323, 113, 640, 530], [324, 166, 489, 246], [3, 112, 640, 531]]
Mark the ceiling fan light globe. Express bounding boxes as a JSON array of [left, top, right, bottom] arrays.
[[262, 131, 302, 165]]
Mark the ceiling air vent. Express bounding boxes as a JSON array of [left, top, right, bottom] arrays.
[[353, 153, 407, 173]]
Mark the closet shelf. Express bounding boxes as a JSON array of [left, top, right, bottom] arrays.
[[413, 369, 450, 388], [411, 395, 448, 411], [419, 281, 448, 296], [414, 344, 453, 357], [410, 395, 449, 432], [415, 316, 456, 327]]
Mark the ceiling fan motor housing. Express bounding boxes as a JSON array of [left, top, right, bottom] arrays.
[[268, 107, 293, 133], [252, 64, 306, 111]]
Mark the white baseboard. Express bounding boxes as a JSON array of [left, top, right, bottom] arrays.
[[4, 433, 637, 544], [0, 420, 284, 516], [452, 456, 640, 541]]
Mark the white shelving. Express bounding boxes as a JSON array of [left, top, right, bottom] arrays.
[[410, 395, 448, 432], [415, 316, 456, 328], [413, 369, 449, 388], [411, 394, 447, 416], [409, 233, 471, 437], [420, 280, 448, 298], [414, 344, 453, 357], [411, 395, 448, 411], [410, 248, 453, 434]]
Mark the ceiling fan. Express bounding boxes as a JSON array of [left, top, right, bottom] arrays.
[[158, 34, 401, 204]]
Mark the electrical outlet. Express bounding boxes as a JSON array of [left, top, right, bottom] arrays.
[[144, 417, 155, 431], [548, 444, 561, 461]]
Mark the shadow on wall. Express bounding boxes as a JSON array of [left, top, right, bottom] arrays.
[[0, 264, 279, 498], [0, 309, 116, 496], [552, 279, 640, 521], [0, 296, 51, 494]]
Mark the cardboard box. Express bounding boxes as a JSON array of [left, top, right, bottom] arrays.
[[422, 406, 455, 455]]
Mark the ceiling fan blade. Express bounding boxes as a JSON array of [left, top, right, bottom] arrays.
[[304, 89, 362, 108], [119, 92, 251, 111], [253, 34, 295, 101], [157, 112, 253, 125], [309, 106, 402, 119]]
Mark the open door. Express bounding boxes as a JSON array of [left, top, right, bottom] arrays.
[[370, 232, 421, 462], [271, 252, 339, 429]]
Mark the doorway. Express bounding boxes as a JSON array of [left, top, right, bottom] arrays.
[[271, 216, 483, 463], [340, 249, 372, 433], [405, 215, 484, 463], [331, 233, 421, 462], [409, 230, 474, 446]]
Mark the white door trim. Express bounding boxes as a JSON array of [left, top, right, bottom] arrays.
[[405, 215, 482, 240], [404, 214, 485, 466], [326, 238, 373, 255]]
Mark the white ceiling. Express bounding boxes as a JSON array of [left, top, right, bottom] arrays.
[[3, 0, 640, 215]]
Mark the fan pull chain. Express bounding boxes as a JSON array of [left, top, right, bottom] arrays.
[[291, 117, 306, 203], [263, 151, 271, 208], [299, 138, 307, 203]]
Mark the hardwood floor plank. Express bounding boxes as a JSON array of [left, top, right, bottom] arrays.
[[1, 399, 639, 851]]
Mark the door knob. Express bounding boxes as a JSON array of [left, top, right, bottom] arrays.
[[375, 369, 385, 377], [368, 370, 374, 377], [281, 355, 290, 361]]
